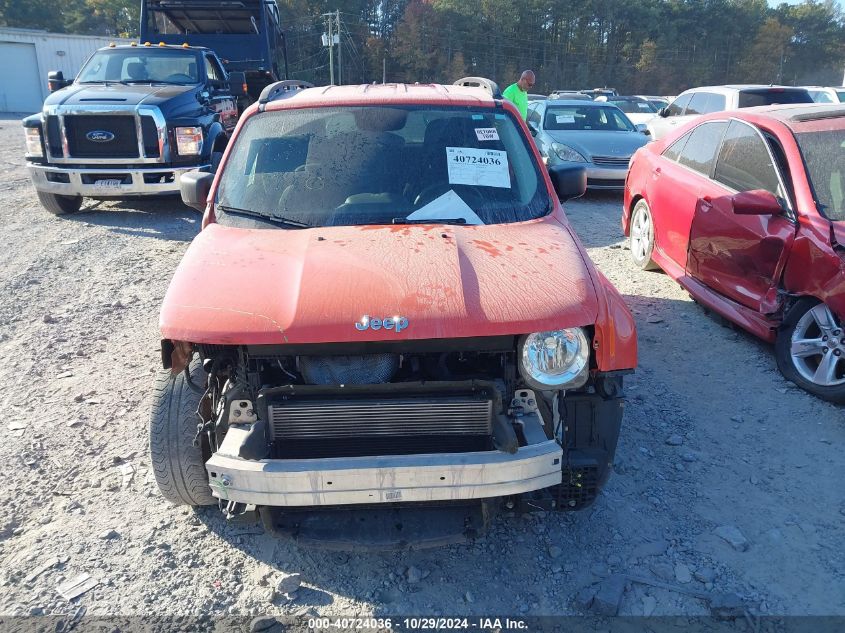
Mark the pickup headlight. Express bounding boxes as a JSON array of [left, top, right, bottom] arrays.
[[24, 127, 44, 157], [518, 329, 590, 390], [175, 126, 203, 155], [551, 142, 586, 163]]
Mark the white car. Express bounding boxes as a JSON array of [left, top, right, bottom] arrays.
[[804, 86, 845, 104], [646, 84, 814, 140], [598, 96, 660, 125]]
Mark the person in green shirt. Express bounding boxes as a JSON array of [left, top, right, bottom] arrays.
[[502, 70, 535, 120]]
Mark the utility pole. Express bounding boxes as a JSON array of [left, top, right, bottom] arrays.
[[327, 13, 334, 85], [383, 56, 386, 84], [337, 10, 342, 85]]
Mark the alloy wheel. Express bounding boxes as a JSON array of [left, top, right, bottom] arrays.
[[790, 303, 845, 387]]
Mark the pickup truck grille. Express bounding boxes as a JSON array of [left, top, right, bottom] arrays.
[[65, 115, 139, 158], [269, 396, 494, 458]]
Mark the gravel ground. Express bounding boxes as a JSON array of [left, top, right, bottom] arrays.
[[0, 113, 843, 621]]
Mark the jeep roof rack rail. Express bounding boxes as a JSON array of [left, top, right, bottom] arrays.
[[258, 80, 315, 108], [453, 76, 502, 99]]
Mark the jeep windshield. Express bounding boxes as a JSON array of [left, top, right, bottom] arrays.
[[215, 105, 551, 228], [78, 49, 200, 85]]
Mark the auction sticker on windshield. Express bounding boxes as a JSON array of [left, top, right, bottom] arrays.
[[446, 147, 510, 188]]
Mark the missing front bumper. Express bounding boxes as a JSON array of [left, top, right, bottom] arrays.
[[206, 440, 563, 506]]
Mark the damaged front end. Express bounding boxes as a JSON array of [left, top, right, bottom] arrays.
[[160, 334, 627, 548]]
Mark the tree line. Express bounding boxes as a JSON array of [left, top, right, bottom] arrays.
[[2, 0, 843, 94]]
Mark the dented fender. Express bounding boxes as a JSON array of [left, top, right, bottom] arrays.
[[591, 270, 638, 372]]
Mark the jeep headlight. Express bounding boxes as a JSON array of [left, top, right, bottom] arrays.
[[518, 329, 590, 390], [175, 126, 203, 155], [25, 127, 44, 157], [551, 142, 586, 163]]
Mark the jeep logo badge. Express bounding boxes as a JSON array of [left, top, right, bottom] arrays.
[[86, 130, 115, 143], [355, 315, 408, 333]]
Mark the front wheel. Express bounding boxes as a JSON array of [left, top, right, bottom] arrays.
[[775, 299, 845, 403], [149, 358, 216, 506], [629, 199, 659, 271], [37, 191, 82, 215]]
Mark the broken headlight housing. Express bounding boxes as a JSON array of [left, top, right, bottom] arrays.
[[518, 328, 590, 390]]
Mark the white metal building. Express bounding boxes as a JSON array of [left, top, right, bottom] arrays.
[[0, 28, 131, 114]]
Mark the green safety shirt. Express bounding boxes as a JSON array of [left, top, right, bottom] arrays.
[[503, 82, 528, 120]]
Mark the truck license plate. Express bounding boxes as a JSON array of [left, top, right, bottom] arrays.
[[93, 179, 123, 189]]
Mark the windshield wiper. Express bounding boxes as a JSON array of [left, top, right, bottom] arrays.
[[217, 205, 311, 228], [80, 80, 129, 85], [392, 217, 468, 225]]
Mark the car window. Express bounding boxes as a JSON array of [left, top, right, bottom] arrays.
[[543, 106, 634, 131], [707, 93, 727, 112], [685, 92, 710, 115], [837, 90, 845, 103], [205, 55, 223, 82], [676, 121, 728, 176], [608, 100, 657, 114], [527, 105, 542, 127], [737, 89, 814, 108], [78, 49, 200, 84], [666, 93, 692, 116], [216, 106, 551, 229], [795, 129, 845, 221], [713, 120, 783, 197], [662, 131, 691, 162]]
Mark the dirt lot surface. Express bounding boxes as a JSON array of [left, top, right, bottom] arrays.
[[1, 113, 843, 622]]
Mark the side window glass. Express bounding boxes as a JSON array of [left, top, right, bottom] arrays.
[[677, 121, 728, 175], [666, 93, 691, 116], [205, 56, 222, 82], [707, 93, 726, 112], [662, 131, 691, 162], [685, 92, 709, 115], [528, 106, 541, 126], [714, 121, 783, 196]]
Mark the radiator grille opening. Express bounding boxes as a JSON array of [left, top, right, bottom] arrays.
[[65, 115, 139, 158], [140, 116, 160, 158], [268, 395, 494, 458]]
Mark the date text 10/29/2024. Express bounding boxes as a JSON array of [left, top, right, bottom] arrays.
[[308, 618, 529, 630]]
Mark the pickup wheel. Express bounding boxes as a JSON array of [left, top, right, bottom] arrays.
[[775, 299, 845, 403], [149, 357, 216, 506], [37, 191, 82, 215]]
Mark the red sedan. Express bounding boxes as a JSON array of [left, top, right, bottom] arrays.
[[623, 104, 845, 402]]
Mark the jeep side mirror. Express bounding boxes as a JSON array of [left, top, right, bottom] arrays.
[[47, 70, 69, 92], [228, 72, 247, 97], [548, 164, 587, 202], [180, 171, 215, 211], [731, 189, 782, 216]]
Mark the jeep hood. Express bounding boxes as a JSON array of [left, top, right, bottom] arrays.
[[45, 84, 196, 108], [160, 218, 600, 345]]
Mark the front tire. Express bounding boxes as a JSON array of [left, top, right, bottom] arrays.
[[775, 299, 845, 403], [37, 191, 82, 215], [149, 358, 216, 506], [629, 199, 659, 271]]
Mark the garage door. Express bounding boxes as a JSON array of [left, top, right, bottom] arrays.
[[0, 42, 44, 113]]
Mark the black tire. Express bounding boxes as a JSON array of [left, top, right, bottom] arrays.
[[149, 358, 216, 506], [37, 191, 82, 215], [775, 298, 845, 404], [629, 199, 659, 271]]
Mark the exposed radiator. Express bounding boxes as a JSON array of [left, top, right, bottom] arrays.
[[269, 397, 493, 440]]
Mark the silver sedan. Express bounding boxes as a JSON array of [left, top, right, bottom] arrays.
[[526, 99, 650, 190]]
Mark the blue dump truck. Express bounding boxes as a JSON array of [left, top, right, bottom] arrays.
[[140, 0, 287, 99]]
